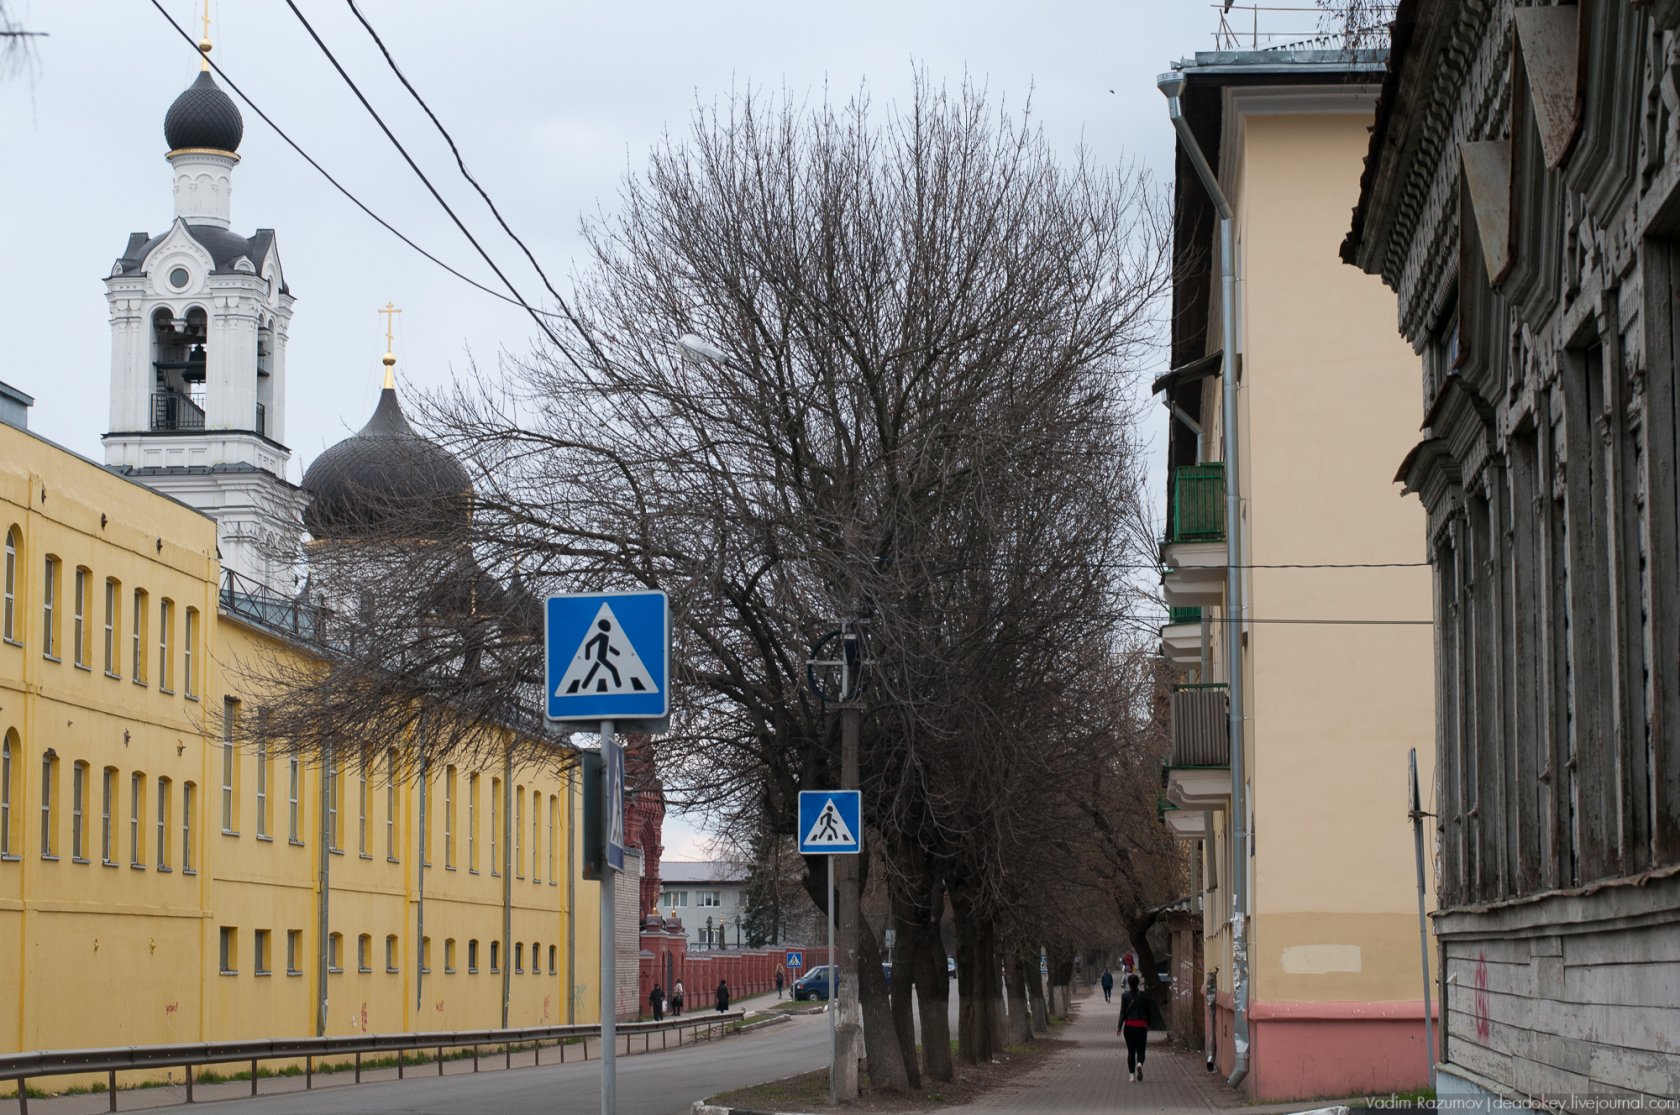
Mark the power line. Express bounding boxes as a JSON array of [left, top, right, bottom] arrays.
[[342, 1, 610, 373], [144, 0, 557, 318], [279, 1, 571, 358]]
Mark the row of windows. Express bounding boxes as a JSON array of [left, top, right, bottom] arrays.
[[658, 889, 723, 908], [3, 526, 200, 698], [216, 926, 559, 979], [215, 704, 566, 883], [0, 731, 197, 871]]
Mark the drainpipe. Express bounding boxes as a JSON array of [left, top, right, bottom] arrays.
[[1159, 69, 1250, 1091]]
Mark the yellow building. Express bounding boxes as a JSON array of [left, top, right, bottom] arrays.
[[1, 411, 598, 1061], [1154, 45, 1437, 1101]]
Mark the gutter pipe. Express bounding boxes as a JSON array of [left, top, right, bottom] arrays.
[[1158, 68, 1250, 1091]]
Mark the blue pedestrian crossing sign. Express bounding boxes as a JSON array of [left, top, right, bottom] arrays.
[[786, 950, 804, 970], [545, 591, 669, 723], [798, 790, 862, 855]]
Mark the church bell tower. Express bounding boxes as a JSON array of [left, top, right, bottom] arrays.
[[102, 23, 301, 589]]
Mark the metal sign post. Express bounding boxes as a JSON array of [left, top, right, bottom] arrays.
[[546, 592, 670, 1115], [799, 789, 862, 1106]]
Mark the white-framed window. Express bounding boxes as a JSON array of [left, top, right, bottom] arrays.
[[467, 938, 479, 973], [129, 772, 145, 867], [101, 766, 116, 865], [661, 890, 689, 908], [444, 765, 456, 869], [72, 567, 89, 667], [70, 760, 87, 861], [288, 757, 301, 844], [490, 777, 500, 876], [385, 749, 398, 862], [696, 891, 722, 908], [155, 776, 171, 870], [2, 527, 17, 643], [182, 607, 198, 698], [515, 785, 524, 879], [531, 790, 540, 883], [221, 698, 238, 834], [547, 794, 557, 884], [41, 555, 60, 659], [328, 759, 342, 852], [39, 750, 58, 858], [358, 757, 369, 857], [0, 731, 12, 857], [157, 598, 173, 692], [103, 577, 120, 676], [131, 589, 148, 684], [181, 781, 196, 872], [255, 717, 270, 838], [468, 772, 478, 872]]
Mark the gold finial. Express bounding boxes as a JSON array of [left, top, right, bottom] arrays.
[[378, 301, 403, 389], [198, 0, 213, 71]]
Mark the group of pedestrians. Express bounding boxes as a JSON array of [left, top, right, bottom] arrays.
[[646, 978, 733, 1021]]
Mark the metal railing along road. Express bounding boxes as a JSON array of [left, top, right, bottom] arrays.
[[0, 1012, 745, 1113]]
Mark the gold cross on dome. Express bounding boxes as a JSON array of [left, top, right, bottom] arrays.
[[199, 0, 213, 70], [378, 301, 403, 389]]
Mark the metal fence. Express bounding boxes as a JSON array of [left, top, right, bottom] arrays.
[[0, 1012, 744, 1113]]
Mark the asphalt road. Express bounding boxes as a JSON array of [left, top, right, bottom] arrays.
[[110, 1014, 828, 1115]]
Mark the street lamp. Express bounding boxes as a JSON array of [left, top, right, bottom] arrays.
[[678, 333, 730, 365], [705, 915, 713, 950]]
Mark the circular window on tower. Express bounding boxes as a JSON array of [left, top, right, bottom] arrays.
[[169, 267, 191, 290]]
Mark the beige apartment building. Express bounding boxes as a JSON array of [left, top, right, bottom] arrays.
[[1154, 45, 1438, 1101]]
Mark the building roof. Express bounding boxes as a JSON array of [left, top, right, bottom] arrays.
[[113, 225, 280, 286], [660, 860, 750, 885], [164, 70, 244, 154], [301, 385, 472, 542]]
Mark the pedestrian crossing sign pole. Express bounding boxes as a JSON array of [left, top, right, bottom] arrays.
[[544, 590, 670, 1115], [799, 789, 861, 1105]]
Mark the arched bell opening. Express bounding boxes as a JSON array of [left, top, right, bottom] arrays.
[[150, 305, 209, 430]]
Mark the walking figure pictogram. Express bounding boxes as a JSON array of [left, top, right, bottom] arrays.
[[817, 803, 841, 841], [570, 619, 624, 693]]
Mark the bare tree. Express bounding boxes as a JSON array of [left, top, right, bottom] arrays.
[[242, 69, 1171, 1095]]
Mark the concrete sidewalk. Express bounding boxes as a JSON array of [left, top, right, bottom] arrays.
[[933, 992, 1334, 1115]]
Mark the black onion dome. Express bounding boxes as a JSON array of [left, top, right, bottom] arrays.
[[165, 71, 244, 153], [302, 387, 472, 541]]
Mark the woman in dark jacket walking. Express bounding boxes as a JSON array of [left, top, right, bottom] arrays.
[[1117, 974, 1150, 1082], [715, 979, 730, 1012]]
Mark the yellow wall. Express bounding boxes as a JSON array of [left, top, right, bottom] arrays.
[[1190, 100, 1437, 1007], [0, 420, 597, 1064]]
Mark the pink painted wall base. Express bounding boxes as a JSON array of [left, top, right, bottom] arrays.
[[1212, 998, 1436, 1102]]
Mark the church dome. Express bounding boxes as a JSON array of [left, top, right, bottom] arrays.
[[301, 384, 472, 542], [165, 71, 244, 154]]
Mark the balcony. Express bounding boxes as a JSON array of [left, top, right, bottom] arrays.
[[1158, 801, 1209, 842], [1163, 683, 1231, 811], [1160, 605, 1204, 667], [1161, 464, 1226, 607]]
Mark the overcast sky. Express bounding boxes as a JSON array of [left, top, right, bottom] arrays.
[[2, 0, 1233, 858]]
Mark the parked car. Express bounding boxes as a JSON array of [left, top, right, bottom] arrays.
[[792, 965, 837, 1001]]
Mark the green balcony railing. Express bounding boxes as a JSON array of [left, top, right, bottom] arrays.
[[1168, 463, 1225, 544], [1168, 606, 1202, 625]]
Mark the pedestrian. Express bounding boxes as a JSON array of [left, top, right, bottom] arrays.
[[715, 979, 730, 1013], [1117, 974, 1149, 1082], [1100, 966, 1114, 1003], [672, 979, 685, 1016], [775, 968, 785, 999], [649, 983, 665, 1022]]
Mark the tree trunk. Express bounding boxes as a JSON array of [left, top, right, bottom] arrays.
[[857, 920, 909, 1091], [886, 902, 921, 1089], [911, 913, 953, 1082], [1005, 949, 1033, 1045]]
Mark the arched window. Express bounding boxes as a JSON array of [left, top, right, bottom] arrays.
[[357, 934, 372, 973], [150, 306, 207, 430], [2, 526, 18, 643], [41, 554, 60, 659], [1, 729, 16, 857]]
